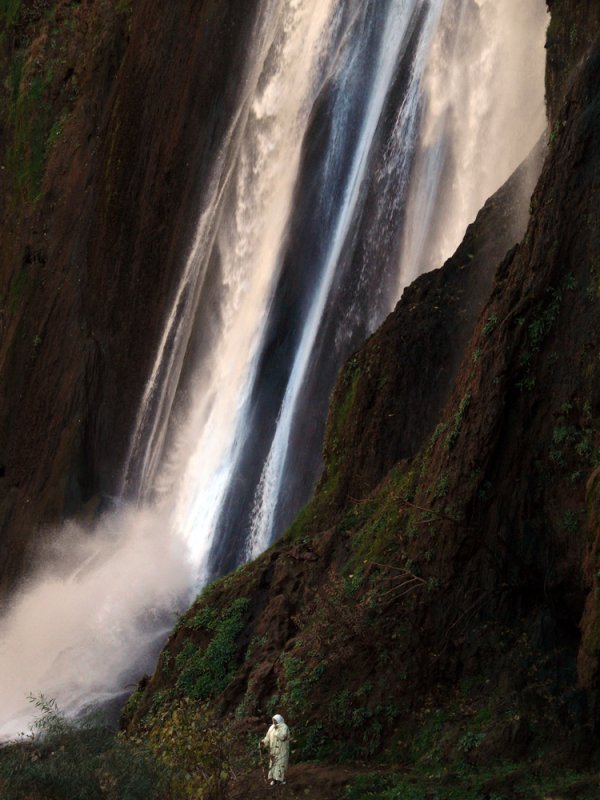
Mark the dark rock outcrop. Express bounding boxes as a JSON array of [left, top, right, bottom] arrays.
[[0, 0, 259, 596]]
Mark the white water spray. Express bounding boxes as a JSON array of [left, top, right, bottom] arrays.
[[247, 0, 548, 556], [159, 0, 339, 573], [0, 508, 192, 739], [0, 0, 341, 737]]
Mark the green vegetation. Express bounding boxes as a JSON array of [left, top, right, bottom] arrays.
[[283, 355, 371, 539], [7, 693, 596, 800], [135, 698, 234, 800], [343, 464, 417, 570], [281, 653, 313, 710], [339, 686, 598, 798], [482, 313, 498, 337], [46, 113, 67, 153], [445, 392, 472, 450], [0, 694, 241, 800], [548, 402, 600, 482], [0, 0, 112, 206], [175, 597, 250, 700], [0, 0, 22, 28], [311, 358, 362, 512], [432, 472, 449, 499], [342, 765, 599, 800], [115, 0, 131, 14], [516, 284, 566, 391], [5, 70, 53, 203], [0, 695, 163, 800], [549, 119, 565, 147], [120, 685, 145, 730]]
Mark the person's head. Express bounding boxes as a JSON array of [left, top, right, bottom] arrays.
[[273, 714, 284, 726]]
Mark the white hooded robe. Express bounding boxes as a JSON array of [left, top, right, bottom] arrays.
[[262, 714, 290, 782]]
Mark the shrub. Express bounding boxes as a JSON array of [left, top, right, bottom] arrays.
[[138, 698, 234, 800], [0, 695, 164, 800]]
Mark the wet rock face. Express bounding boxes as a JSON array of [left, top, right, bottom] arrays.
[[301, 0, 600, 729], [579, 468, 600, 690], [545, 0, 600, 124], [319, 145, 543, 513], [0, 0, 260, 596], [405, 19, 600, 715]]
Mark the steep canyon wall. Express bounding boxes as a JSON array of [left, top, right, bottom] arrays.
[[2, 0, 599, 770]]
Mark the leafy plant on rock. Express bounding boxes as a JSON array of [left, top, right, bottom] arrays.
[[175, 597, 250, 701]]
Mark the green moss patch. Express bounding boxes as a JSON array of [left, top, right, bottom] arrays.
[[0, 1, 118, 206], [175, 597, 250, 701]]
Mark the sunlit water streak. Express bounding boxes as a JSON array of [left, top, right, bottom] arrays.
[[158, 0, 340, 575], [246, 0, 445, 559]]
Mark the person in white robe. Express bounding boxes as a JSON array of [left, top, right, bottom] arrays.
[[261, 713, 290, 785]]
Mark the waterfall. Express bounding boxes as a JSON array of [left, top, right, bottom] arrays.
[[0, 0, 547, 738], [400, 0, 548, 284]]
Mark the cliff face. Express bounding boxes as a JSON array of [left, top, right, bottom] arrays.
[[0, 0, 259, 596], [410, 0, 600, 704], [127, 0, 600, 780], [323, 0, 600, 735], [1, 0, 599, 793]]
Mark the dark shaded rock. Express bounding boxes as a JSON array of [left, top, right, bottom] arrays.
[[545, 0, 600, 124], [405, 4, 600, 727], [471, 718, 532, 764], [319, 142, 543, 511]]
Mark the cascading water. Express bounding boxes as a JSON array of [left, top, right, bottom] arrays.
[[400, 0, 548, 284], [0, 0, 547, 737]]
